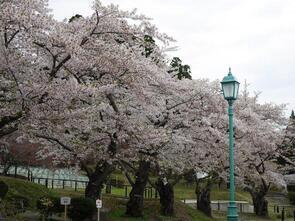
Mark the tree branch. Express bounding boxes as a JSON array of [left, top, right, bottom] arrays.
[[4, 27, 20, 48], [106, 94, 119, 113], [80, 161, 92, 177], [35, 134, 73, 153], [50, 54, 71, 78], [0, 126, 18, 139], [0, 113, 22, 129]]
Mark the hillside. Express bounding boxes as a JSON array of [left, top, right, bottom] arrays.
[[0, 176, 214, 221], [0, 176, 293, 221]]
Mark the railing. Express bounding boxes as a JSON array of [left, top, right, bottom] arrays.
[[1, 165, 159, 199], [30, 177, 88, 191], [105, 184, 158, 199], [28, 176, 158, 198], [1, 165, 88, 183], [273, 204, 295, 221], [29, 176, 158, 198]]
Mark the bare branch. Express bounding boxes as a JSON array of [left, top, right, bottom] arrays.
[[106, 94, 119, 113], [35, 134, 73, 153]]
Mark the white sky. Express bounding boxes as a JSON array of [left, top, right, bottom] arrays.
[[48, 0, 295, 115]]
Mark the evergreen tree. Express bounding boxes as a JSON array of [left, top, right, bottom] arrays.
[[143, 35, 155, 58], [277, 110, 295, 172], [168, 57, 192, 80], [69, 14, 83, 23]]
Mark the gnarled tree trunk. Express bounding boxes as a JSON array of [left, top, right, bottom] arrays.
[[84, 161, 113, 200], [246, 178, 270, 217], [196, 186, 212, 217], [251, 190, 268, 217], [126, 160, 150, 217], [156, 178, 174, 216], [195, 176, 213, 217]]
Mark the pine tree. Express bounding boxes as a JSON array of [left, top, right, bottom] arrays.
[[168, 57, 192, 80], [277, 110, 295, 172], [69, 14, 83, 23]]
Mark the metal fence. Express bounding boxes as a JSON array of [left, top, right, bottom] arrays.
[[273, 204, 295, 221], [1, 165, 158, 199]]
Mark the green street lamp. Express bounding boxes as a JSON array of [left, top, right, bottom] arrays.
[[221, 68, 240, 221]]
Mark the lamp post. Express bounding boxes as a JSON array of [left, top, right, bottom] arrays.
[[221, 68, 240, 221]]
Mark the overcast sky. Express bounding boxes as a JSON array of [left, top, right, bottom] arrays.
[[48, 0, 295, 115]]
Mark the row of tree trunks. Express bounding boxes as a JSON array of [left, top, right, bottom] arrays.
[[121, 160, 177, 217], [84, 160, 278, 219], [126, 160, 151, 217], [82, 161, 270, 219]]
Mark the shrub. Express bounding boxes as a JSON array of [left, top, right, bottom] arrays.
[[68, 197, 96, 221], [37, 196, 56, 218], [37, 196, 64, 221], [287, 185, 295, 192], [0, 181, 8, 199], [13, 195, 29, 212]]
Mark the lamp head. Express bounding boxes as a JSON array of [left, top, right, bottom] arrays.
[[221, 68, 240, 101]]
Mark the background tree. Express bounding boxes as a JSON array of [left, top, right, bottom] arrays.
[[277, 110, 295, 173], [0, 0, 174, 205], [232, 87, 287, 217], [168, 57, 192, 80]]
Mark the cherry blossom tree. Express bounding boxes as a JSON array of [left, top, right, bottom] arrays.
[[0, 0, 53, 138], [177, 82, 287, 217], [228, 85, 287, 217], [0, 1, 290, 219], [139, 79, 228, 216], [175, 80, 228, 217], [0, 0, 174, 204]]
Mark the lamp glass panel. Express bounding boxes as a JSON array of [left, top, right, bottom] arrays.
[[234, 82, 240, 99], [222, 82, 234, 99]]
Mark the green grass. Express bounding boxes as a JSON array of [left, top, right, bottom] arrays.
[[50, 187, 84, 198], [0, 176, 222, 220], [0, 176, 53, 209], [104, 196, 215, 221], [1, 175, 294, 221], [107, 181, 252, 202], [109, 171, 252, 203], [0, 176, 85, 207], [187, 206, 217, 221]]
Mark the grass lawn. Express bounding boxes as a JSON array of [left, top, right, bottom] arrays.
[[0, 176, 53, 209], [108, 180, 252, 203], [103, 196, 216, 221], [1, 175, 294, 221]]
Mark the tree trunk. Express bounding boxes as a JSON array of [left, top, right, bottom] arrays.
[[251, 191, 268, 217], [195, 176, 212, 217], [85, 161, 113, 200], [2, 164, 11, 176], [196, 187, 212, 217], [126, 160, 150, 217], [156, 178, 174, 216]]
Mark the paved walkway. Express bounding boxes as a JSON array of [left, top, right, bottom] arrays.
[[182, 199, 254, 213]]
